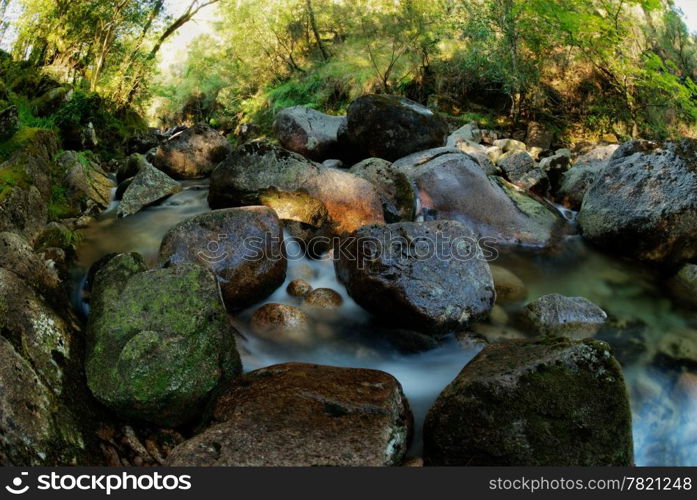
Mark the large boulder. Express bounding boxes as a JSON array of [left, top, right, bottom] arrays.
[[273, 106, 345, 161], [86, 254, 242, 426], [117, 156, 182, 217], [340, 95, 448, 161], [557, 144, 618, 209], [208, 142, 384, 234], [0, 231, 59, 290], [578, 140, 697, 263], [423, 338, 633, 466], [523, 294, 607, 339], [0, 269, 99, 465], [335, 221, 495, 334], [349, 157, 416, 222], [59, 150, 114, 211], [166, 363, 412, 466], [159, 207, 287, 310], [31, 86, 72, 117], [152, 123, 232, 179], [394, 148, 563, 248]]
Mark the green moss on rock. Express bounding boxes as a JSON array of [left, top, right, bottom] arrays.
[[86, 254, 242, 426]]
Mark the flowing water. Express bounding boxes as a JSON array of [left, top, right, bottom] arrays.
[[73, 184, 697, 465]]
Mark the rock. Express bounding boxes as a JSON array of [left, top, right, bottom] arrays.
[[394, 148, 563, 248], [117, 157, 182, 217], [152, 123, 232, 179], [258, 189, 329, 230], [539, 152, 571, 192], [303, 288, 343, 309], [287, 278, 313, 297], [31, 86, 72, 117], [423, 337, 633, 466], [668, 264, 697, 308], [166, 363, 412, 466], [62, 122, 99, 150], [654, 329, 697, 371], [557, 159, 606, 210], [486, 145, 503, 163], [209, 142, 384, 234], [250, 303, 312, 344], [273, 106, 345, 161], [0, 104, 18, 140], [0, 130, 60, 240], [349, 157, 416, 222], [60, 150, 114, 211], [116, 154, 144, 183], [335, 221, 495, 334], [480, 129, 500, 145], [525, 121, 554, 150], [446, 122, 482, 147], [340, 94, 448, 161], [86, 255, 241, 426], [322, 159, 343, 169], [159, 207, 287, 310], [524, 294, 607, 339], [126, 129, 161, 155], [490, 265, 527, 305], [300, 166, 385, 234], [498, 151, 549, 195], [0, 231, 59, 290], [493, 138, 527, 153], [578, 139, 697, 263], [0, 270, 97, 465]]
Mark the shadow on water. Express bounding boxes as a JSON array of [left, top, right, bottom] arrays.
[[73, 187, 697, 465]]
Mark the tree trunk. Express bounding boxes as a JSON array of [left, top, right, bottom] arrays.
[[306, 0, 329, 61]]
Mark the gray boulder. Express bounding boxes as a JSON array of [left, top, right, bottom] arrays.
[[273, 106, 345, 161], [524, 293, 607, 339], [335, 221, 495, 334], [423, 337, 633, 465], [557, 144, 618, 209], [394, 148, 563, 249], [117, 157, 182, 217], [153, 123, 232, 179], [159, 207, 287, 310], [578, 140, 697, 263]]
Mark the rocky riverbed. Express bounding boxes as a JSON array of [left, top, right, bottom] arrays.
[[2, 94, 697, 466]]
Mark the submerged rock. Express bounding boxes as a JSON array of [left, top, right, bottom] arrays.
[[303, 287, 343, 309], [159, 207, 287, 311], [273, 106, 345, 161], [394, 148, 563, 248], [523, 294, 607, 339], [336, 221, 495, 334], [340, 94, 448, 161], [423, 337, 633, 466], [166, 363, 412, 466], [287, 278, 313, 298], [668, 264, 697, 308], [117, 157, 182, 217], [153, 123, 232, 179], [490, 265, 527, 305], [250, 303, 312, 344], [86, 255, 241, 426], [578, 139, 697, 263]]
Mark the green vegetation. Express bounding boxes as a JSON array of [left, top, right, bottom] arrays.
[[0, 0, 696, 148]]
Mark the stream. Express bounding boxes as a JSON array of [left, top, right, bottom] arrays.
[[73, 182, 697, 466]]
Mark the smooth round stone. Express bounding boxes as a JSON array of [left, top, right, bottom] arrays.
[[303, 288, 343, 309], [287, 279, 313, 298], [251, 303, 312, 344]]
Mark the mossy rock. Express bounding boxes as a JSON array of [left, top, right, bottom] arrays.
[[423, 337, 633, 466], [86, 254, 242, 426]]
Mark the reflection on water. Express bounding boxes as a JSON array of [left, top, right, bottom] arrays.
[[74, 187, 697, 465]]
